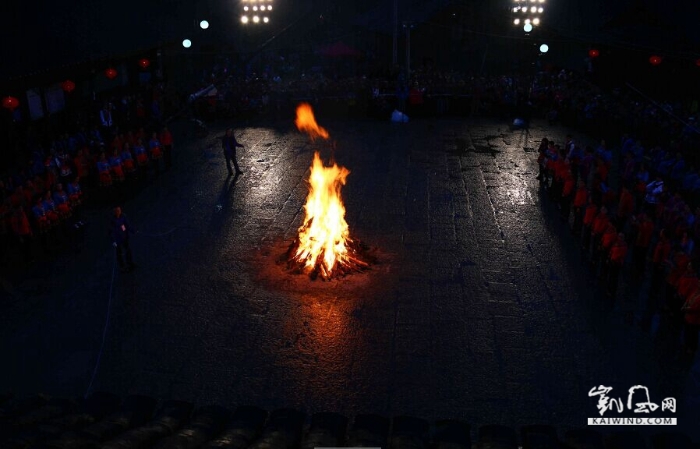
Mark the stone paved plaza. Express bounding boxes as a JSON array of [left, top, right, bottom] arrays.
[[1, 116, 699, 437]]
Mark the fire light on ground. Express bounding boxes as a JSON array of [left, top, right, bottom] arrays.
[[285, 103, 372, 280]]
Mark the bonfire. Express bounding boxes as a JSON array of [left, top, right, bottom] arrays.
[[285, 103, 373, 280]]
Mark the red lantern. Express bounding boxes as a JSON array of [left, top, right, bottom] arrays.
[[649, 55, 662, 66], [105, 67, 118, 79], [2, 96, 19, 111], [588, 49, 599, 58], [138, 58, 150, 69], [62, 80, 75, 93]]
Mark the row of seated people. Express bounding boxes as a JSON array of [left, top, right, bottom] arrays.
[[69, 127, 174, 188], [0, 126, 173, 264], [95, 134, 167, 187], [537, 135, 700, 357]]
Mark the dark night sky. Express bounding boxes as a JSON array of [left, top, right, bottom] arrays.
[[3, 0, 698, 81]]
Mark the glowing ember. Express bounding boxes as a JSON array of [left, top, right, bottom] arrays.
[[286, 103, 371, 279]]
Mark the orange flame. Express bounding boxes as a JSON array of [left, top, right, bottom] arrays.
[[293, 104, 351, 277], [295, 103, 329, 141]]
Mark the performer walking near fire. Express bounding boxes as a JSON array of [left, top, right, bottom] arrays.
[[221, 128, 245, 176]]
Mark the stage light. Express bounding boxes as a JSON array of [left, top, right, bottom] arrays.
[[514, 18, 520, 25], [253, 15, 260, 23], [244, 6, 249, 10], [241, 15, 249, 23], [538, 7, 543, 12], [540, 44, 549, 53], [182, 39, 192, 48], [524, 23, 533, 32], [513, 6, 519, 12], [200, 20, 209, 29], [263, 17, 269, 22], [533, 17, 540, 25], [530, 6, 537, 12], [253, 6, 258, 11], [268, 5, 272, 10], [525, 18, 531, 23]]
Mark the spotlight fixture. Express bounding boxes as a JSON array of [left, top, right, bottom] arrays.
[[241, 15, 249, 23]]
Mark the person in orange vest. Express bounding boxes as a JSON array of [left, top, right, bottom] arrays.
[[148, 132, 163, 177], [536, 138, 549, 183], [550, 148, 567, 202], [96, 152, 113, 188], [73, 148, 91, 180], [52, 183, 72, 218], [590, 207, 609, 261], [121, 143, 137, 176], [582, 199, 598, 252], [560, 171, 575, 222], [607, 233, 628, 298], [67, 177, 83, 208], [572, 180, 588, 236], [160, 126, 174, 169], [650, 229, 672, 296], [682, 287, 700, 355], [676, 263, 698, 307], [9, 206, 33, 264], [666, 251, 692, 326], [598, 222, 618, 272], [630, 212, 654, 278], [616, 185, 635, 231], [109, 149, 125, 183]]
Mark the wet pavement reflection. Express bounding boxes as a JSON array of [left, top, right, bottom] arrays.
[[0, 118, 698, 438]]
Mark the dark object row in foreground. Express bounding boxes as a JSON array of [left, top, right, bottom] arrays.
[[0, 392, 696, 448]]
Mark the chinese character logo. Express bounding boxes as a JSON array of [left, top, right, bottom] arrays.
[[588, 385, 675, 417], [662, 398, 676, 413]]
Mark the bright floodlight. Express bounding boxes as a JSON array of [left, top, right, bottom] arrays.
[[253, 15, 260, 23], [241, 15, 249, 23], [524, 23, 533, 32], [530, 6, 537, 12], [540, 44, 549, 53], [533, 17, 540, 25], [513, 6, 519, 12], [513, 18, 520, 25], [244, 6, 249, 10], [253, 6, 258, 10], [263, 16, 269, 22], [267, 5, 272, 10], [538, 7, 543, 12], [525, 18, 531, 23], [182, 39, 191, 48], [200, 20, 209, 29]]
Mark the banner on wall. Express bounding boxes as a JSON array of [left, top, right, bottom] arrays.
[[45, 83, 66, 114], [26, 89, 44, 121]]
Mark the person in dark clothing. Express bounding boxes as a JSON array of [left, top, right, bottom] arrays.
[[221, 128, 245, 176], [109, 206, 136, 272]]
